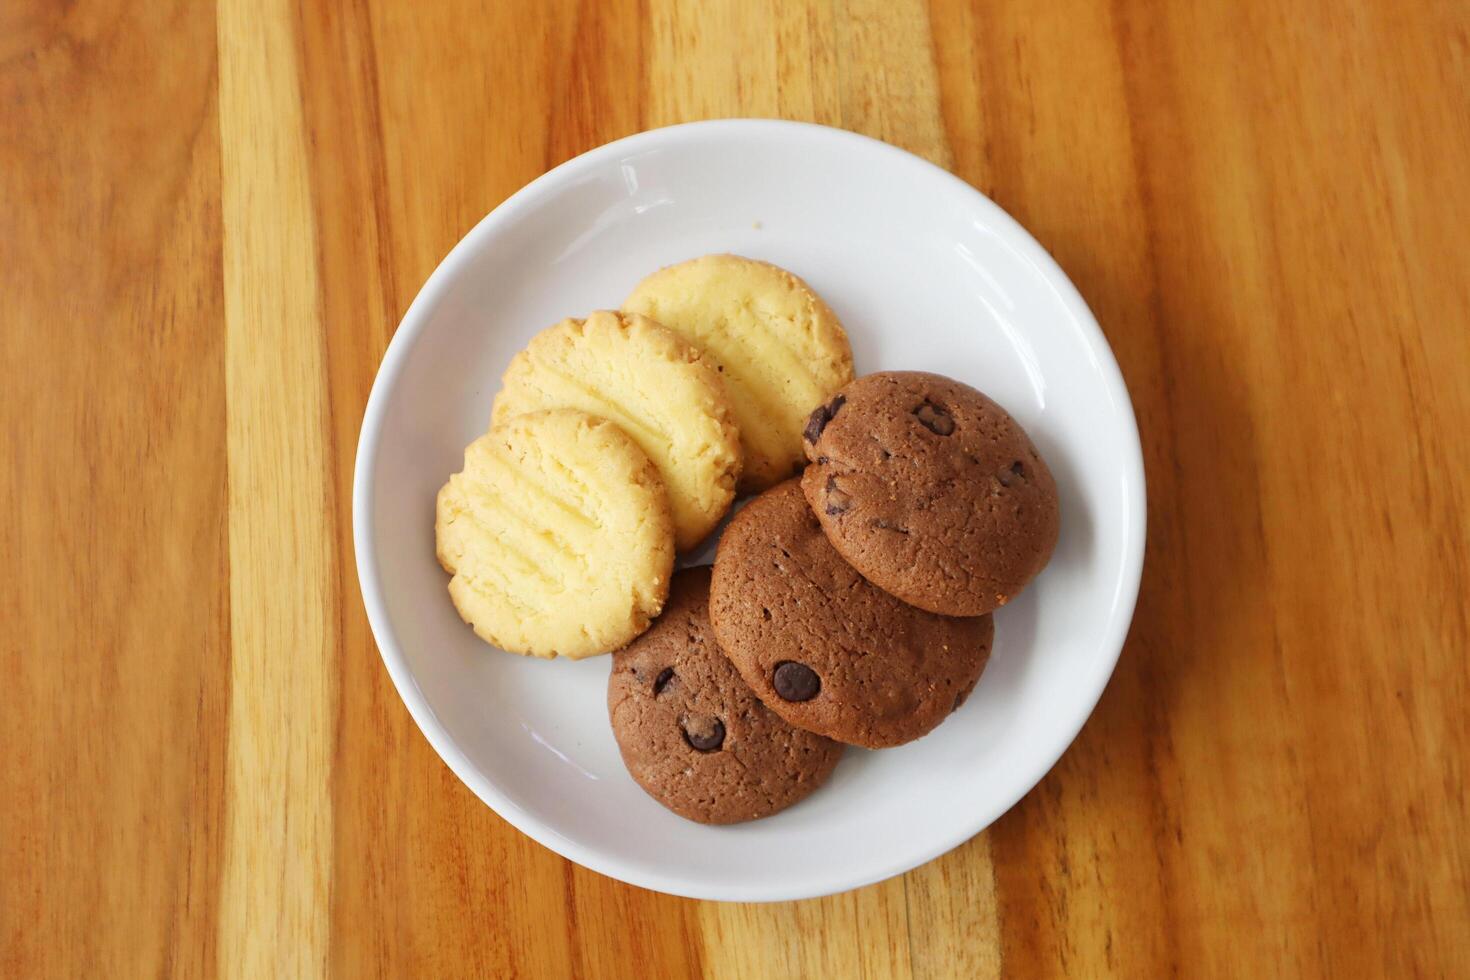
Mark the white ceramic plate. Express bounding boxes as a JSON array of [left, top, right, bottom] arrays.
[[354, 120, 1145, 902]]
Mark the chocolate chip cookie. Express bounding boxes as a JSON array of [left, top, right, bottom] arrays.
[[709, 481, 993, 748], [802, 371, 1060, 616], [608, 566, 843, 824]]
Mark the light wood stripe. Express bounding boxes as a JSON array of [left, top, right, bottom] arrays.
[[216, 0, 336, 974], [833, 0, 953, 168], [903, 836, 1005, 979], [647, 0, 1004, 971], [696, 879, 912, 978]]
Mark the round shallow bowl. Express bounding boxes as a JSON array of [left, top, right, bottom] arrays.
[[354, 119, 1145, 902]]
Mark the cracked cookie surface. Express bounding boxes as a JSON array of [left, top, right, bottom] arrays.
[[801, 371, 1060, 616], [709, 481, 993, 748]]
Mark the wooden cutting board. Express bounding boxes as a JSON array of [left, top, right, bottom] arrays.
[[3, 0, 1466, 975]]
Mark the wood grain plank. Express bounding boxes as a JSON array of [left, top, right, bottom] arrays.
[[1109, 2, 1468, 973], [929, 1, 1186, 974], [647, 0, 782, 123], [1182, 3, 1470, 971], [0, 2, 230, 977], [831, 0, 952, 165], [930, 0, 1470, 975], [215, 0, 336, 974], [289, 3, 407, 976], [644, 4, 1005, 975], [299, 2, 706, 976], [323, 3, 593, 969], [903, 835, 1004, 980], [696, 883, 912, 979]]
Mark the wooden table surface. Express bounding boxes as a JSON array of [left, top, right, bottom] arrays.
[[4, 0, 1468, 976]]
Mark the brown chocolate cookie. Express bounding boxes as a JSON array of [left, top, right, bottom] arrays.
[[801, 371, 1060, 616], [709, 481, 993, 748], [608, 566, 843, 824]]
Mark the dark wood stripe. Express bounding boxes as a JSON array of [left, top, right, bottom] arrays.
[[0, 2, 229, 976], [296, 0, 708, 974]]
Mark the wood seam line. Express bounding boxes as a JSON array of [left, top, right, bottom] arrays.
[[216, 0, 337, 975], [889, 0, 1002, 974]]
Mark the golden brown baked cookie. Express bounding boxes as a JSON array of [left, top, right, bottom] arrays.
[[491, 310, 741, 551], [624, 255, 854, 493], [436, 409, 674, 659]]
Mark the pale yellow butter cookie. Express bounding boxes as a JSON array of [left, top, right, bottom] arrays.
[[435, 409, 675, 659], [491, 311, 741, 551], [624, 255, 855, 492]]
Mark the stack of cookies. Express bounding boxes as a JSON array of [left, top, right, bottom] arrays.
[[436, 255, 1059, 825]]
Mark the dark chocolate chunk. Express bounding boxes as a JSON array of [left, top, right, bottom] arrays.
[[772, 661, 820, 702], [824, 475, 852, 515], [803, 394, 847, 444], [913, 400, 955, 435], [681, 716, 726, 752]]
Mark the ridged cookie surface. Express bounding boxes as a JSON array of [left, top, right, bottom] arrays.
[[436, 409, 675, 659], [624, 255, 855, 492], [491, 311, 741, 551]]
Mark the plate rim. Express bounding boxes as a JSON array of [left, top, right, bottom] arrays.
[[352, 118, 1147, 902]]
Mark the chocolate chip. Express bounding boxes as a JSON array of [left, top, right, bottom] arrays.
[[997, 460, 1026, 487], [653, 667, 675, 695], [824, 475, 852, 515], [913, 400, 955, 435], [803, 407, 829, 444], [803, 394, 846, 443], [773, 661, 820, 701], [681, 716, 725, 752]]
